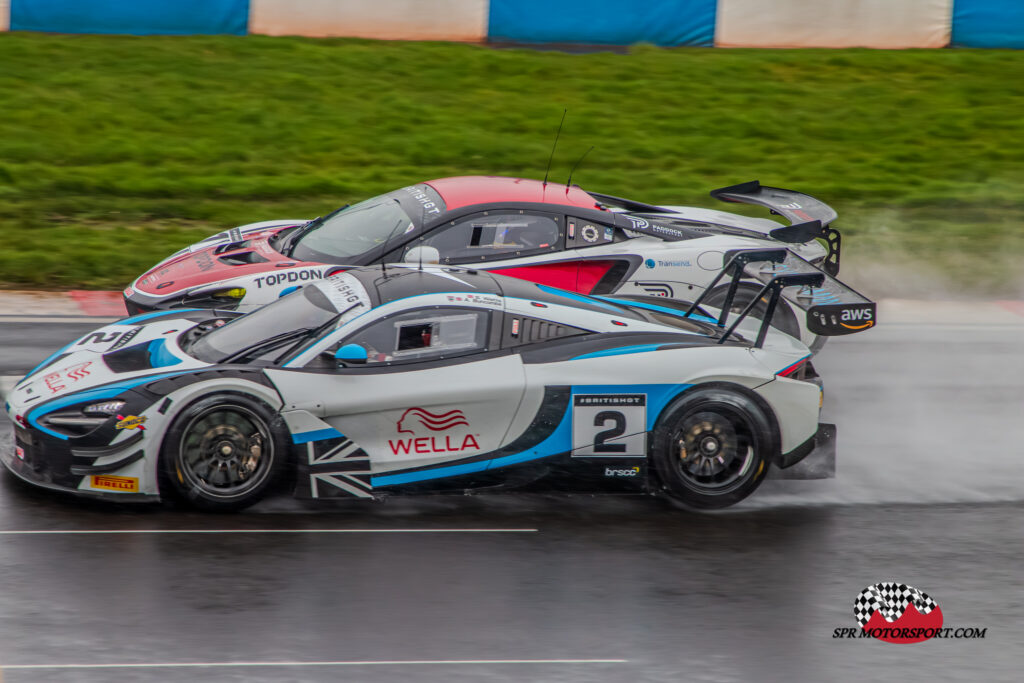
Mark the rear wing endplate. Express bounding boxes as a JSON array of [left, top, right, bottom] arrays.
[[681, 248, 875, 344], [711, 181, 842, 276], [725, 248, 876, 337]]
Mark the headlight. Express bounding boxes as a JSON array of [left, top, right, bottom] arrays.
[[211, 288, 246, 299], [182, 288, 247, 310], [39, 400, 126, 437], [84, 400, 126, 416]]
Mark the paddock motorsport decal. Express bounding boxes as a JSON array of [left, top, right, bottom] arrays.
[[832, 582, 987, 643]]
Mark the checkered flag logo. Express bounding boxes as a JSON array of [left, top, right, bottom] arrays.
[[854, 582, 939, 627]]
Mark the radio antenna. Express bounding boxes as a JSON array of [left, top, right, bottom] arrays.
[[566, 145, 594, 191], [542, 109, 567, 188], [418, 201, 426, 272], [379, 199, 410, 278]]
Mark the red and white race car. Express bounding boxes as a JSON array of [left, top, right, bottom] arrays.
[[124, 176, 872, 350]]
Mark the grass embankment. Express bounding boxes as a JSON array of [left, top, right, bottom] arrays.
[[1, 34, 1023, 294]]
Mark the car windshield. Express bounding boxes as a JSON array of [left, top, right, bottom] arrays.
[[290, 196, 414, 263], [189, 275, 371, 362]]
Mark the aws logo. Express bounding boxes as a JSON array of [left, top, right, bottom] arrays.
[[389, 408, 479, 456], [840, 307, 874, 330]]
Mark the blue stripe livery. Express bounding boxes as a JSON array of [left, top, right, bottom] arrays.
[[27, 371, 193, 440], [292, 428, 345, 444], [595, 296, 718, 325], [571, 344, 667, 361]]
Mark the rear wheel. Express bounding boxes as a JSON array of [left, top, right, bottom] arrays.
[[651, 388, 774, 509], [160, 395, 286, 512], [703, 283, 801, 339]]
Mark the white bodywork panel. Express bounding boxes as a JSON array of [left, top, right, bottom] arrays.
[[268, 353, 527, 473]]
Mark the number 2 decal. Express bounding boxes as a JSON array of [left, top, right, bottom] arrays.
[[593, 411, 627, 453], [572, 394, 647, 457]]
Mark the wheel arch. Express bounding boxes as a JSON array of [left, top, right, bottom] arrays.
[[647, 380, 783, 484], [151, 378, 287, 500]]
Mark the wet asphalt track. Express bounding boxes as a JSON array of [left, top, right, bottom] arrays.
[[0, 316, 1022, 682]]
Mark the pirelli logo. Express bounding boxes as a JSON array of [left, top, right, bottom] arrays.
[[90, 475, 139, 492]]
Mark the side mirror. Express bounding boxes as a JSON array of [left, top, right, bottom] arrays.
[[334, 343, 368, 365], [403, 246, 441, 265]]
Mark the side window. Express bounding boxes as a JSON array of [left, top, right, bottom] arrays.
[[566, 217, 617, 249], [340, 308, 490, 365], [416, 211, 562, 264]]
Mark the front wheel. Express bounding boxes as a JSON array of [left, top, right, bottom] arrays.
[[160, 395, 287, 512], [651, 388, 775, 509]]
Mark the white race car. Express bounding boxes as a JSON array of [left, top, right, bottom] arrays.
[[124, 176, 873, 351], [6, 262, 839, 511]]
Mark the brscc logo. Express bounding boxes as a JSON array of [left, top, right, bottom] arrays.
[[854, 582, 942, 643]]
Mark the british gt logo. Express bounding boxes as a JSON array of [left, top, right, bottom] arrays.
[[390, 408, 479, 455]]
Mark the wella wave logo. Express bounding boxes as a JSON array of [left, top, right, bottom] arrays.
[[389, 408, 479, 456]]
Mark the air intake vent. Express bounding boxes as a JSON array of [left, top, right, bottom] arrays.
[[507, 316, 588, 346], [218, 251, 268, 266]]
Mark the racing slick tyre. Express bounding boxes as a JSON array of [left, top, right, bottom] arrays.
[[651, 387, 774, 509], [160, 395, 288, 512], [703, 283, 801, 340]]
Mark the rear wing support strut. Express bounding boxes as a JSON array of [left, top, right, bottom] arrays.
[[683, 248, 788, 326], [716, 272, 825, 348]]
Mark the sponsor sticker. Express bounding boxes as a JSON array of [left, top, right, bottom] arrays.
[[254, 268, 324, 289], [115, 414, 147, 431], [635, 282, 675, 298], [194, 251, 215, 272], [604, 466, 641, 477], [320, 273, 371, 320], [840, 307, 874, 330], [15, 446, 25, 460], [388, 407, 480, 456], [91, 475, 139, 492], [572, 394, 647, 457], [401, 185, 443, 216], [581, 224, 600, 243], [445, 293, 502, 307]]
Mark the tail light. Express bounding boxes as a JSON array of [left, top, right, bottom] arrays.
[[777, 357, 819, 382]]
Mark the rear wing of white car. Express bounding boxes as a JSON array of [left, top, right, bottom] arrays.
[[711, 181, 842, 277], [684, 248, 875, 340]]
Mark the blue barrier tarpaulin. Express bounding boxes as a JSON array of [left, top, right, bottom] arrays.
[[952, 0, 1024, 47], [11, 0, 250, 35], [488, 0, 717, 47]]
